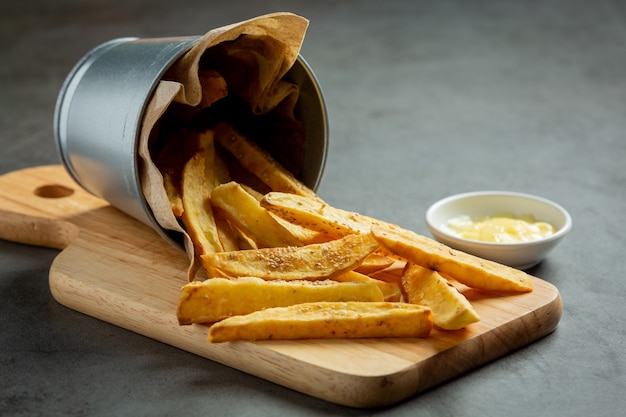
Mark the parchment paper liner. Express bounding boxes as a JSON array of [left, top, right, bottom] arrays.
[[136, 13, 309, 279]]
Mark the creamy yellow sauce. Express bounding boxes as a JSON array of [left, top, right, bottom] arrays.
[[446, 214, 555, 243]]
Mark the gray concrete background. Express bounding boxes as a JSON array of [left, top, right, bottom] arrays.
[[1, 1, 625, 416]]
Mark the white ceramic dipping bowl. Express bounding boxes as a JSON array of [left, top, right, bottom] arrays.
[[425, 191, 572, 270]]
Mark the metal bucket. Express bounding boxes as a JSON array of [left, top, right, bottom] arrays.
[[54, 36, 328, 245]]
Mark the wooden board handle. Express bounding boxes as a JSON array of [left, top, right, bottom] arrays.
[[0, 165, 109, 250], [0, 208, 79, 249]]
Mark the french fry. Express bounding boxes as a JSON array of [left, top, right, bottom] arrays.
[[210, 181, 302, 248], [208, 301, 433, 343], [213, 122, 319, 199], [212, 209, 240, 252], [402, 262, 480, 330], [269, 213, 332, 245], [334, 270, 402, 302], [181, 147, 223, 256], [369, 261, 405, 286], [260, 191, 400, 239], [371, 226, 534, 292], [240, 183, 264, 201], [355, 253, 395, 275], [161, 168, 184, 218], [230, 226, 258, 250], [154, 129, 202, 219], [177, 277, 384, 325], [201, 232, 380, 281]]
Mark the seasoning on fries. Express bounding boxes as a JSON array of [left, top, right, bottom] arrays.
[[149, 25, 535, 344]]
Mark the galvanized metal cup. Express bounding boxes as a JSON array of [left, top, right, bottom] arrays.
[[54, 36, 328, 245]]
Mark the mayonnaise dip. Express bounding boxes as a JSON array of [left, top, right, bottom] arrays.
[[446, 214, 555, 243]]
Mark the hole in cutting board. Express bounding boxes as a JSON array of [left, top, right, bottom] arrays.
[[34, 184, 75, 198]]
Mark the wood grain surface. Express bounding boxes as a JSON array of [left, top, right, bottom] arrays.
[[0, 165, 562, 408]]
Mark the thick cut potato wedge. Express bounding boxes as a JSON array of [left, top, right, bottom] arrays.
[[269, 213, 331, 245], [402, 262, 480, 330], [213, 123, 319, 199], [201, 232, 380, 281], [211, 181, 302, 248], [371, 226, 534, 292], [261, 191, 399, 239], [161, 168, 184, 218], [177, 277, 384, 325], [355, 253, 395, 275], [208, 301, 433, 343], [181, 148, 223, 256], [212, 209, 240, 252], [333, 270, 402, 302]]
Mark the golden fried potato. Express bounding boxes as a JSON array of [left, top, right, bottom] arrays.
[[240, 183, 264, 201], [260, 191, 400, 239], [201, 232, 380, 281], [230, 227, 258, 250], [177, 277, 384, 325], [181, 147, 223, 256], [269, 213, 332, 245], [212, 209, 240, 252], [368, 261, 405, 286], [213, 122, 319, 199], [208, 301, 433, 343], [371, 226, 534, 292], [402, 262, 480, 330], [161, 167, 184, 218], [333, 271, 402, 302], [211, 181, 302, 248], [355, 253, 395, 275]]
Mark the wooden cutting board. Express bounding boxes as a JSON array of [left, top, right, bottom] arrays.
[[0, 165, 562, 408]]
